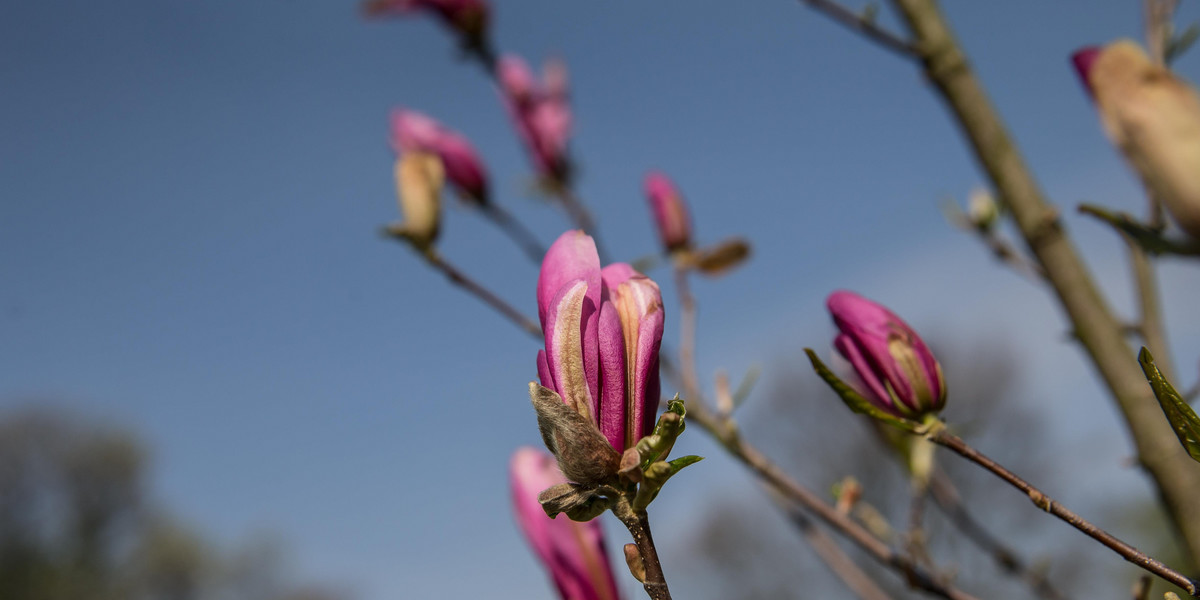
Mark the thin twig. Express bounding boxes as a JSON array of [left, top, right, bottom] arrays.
[[906, 480, 933, 570], [390, 237, 542, 337], [480, 203, 547, 264], [613, 500, 673, 600], [768, 487, 897, 600], [1078, 204, 1200, 257], [1128, 237, 1175, 382], [796, 0, 921, 60], [1129, 12, 1177, 384], [927, 469, 1069, 600], [674, 267, 701, 408], [687, 403, 980, 600], [930, 429, 1200, 596], [1146, 0, 1180, 67]]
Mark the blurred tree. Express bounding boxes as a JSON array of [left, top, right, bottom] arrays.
[[0, 408, 346, 600]]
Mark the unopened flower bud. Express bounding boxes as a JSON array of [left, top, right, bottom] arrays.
[[364, 0, 489, 50], [967, 187, 999, 230], [510, 447, 623, 600], [1073, 39, 1200, 238], [498, 54, 573, 181], [644, 172, 693, 253], [534, 231, 665, 461], [391, 109, 489, 205], [392, 151, 444, 250], [826, 291, 945, 418]]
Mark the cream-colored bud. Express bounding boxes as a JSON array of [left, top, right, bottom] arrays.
[[967, 187, 999, 229], [394, 151, 444, 249], [1088, 40, 1200, 237]]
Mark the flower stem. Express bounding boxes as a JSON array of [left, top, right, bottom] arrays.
[[685, 402, 981, 600], [796, 0, 920, 60], [673, 267, 701, 409], [613, 500, 672, 600], [480, 203, 546, 264], [768, 488, 897, 600], [930, 429, 1200, 595], [398, 242, 541, 338], [926, 468, 1069, 600]]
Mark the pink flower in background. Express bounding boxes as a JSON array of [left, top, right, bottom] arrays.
[[643, 172, 693, 252], [499, 55, 573, 180], [390, 109, 489, 205], [363, 0, 489, 47], [510, 447, 622, 600], [1073, 40, 1200, 238], [537, 231, 664, 451], [827, 291, 945, 418]]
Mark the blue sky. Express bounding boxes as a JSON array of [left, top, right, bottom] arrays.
[[4, 1, 1200, 598]]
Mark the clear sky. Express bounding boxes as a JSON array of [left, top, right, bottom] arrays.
[[4, 1, 1200, 598]]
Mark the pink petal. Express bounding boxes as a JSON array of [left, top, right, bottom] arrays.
[[596, 302, 627, 450]]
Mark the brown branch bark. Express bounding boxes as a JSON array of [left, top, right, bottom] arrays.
[[887, 0, 1200, 569]]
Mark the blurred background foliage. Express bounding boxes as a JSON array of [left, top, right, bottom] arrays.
[[0, 408, 346, 600]]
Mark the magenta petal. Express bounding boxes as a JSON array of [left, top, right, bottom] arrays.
[[827, 290, 893, 340], [1072, 46, 1101, 92], [600, 263, 637, 290], [834, 333, 893, 413], [644, 171, 692, 251], [537, 231, 601, 327], [510, 447, 558, 563], [390, 108, 489, 203], [536, 349, 553, 391], [498, 54, 536, 103], [631, 306, 664, 442], [597, 302, 626, 450], [390, 108, 441, 153], [432, 131, 489, 203], [509, 447, 621, 600], [827, 290, 943, 416]]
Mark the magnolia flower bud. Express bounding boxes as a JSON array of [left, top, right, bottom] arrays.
[[363, 0, 489, 50], [1073, 39, 1200, 238], [827, 291, 945, 418], [390, 109, 489, 205], [498, 54, 573, 181], [643, 172, 693, 252], [510, 447, 623, 600], [966, 187, 999, 230], [535, 232, 665, 457], [391, 151, 444, 250]]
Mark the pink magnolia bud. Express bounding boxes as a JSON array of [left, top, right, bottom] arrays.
[[498, 55, 538, 106], [827, 291, 945, 418], [363, 0, 489, 48], [643, 172, 693, 252], [537, 231, 665, 453], [510, 448, 622, 600], [498, 54, 573, 180], [390, 109, 489, 205], [1073, 39, 1200, 238]]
